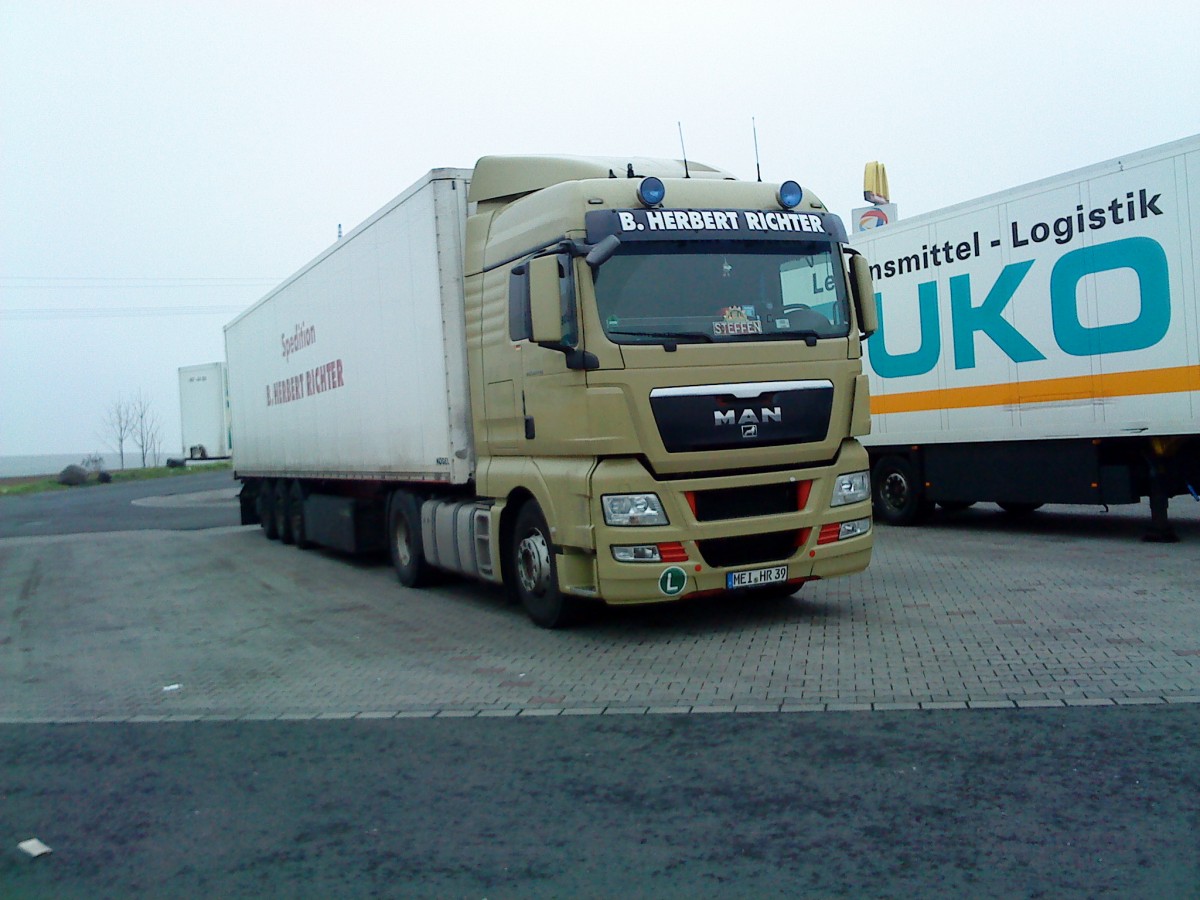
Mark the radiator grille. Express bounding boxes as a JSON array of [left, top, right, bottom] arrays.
[[691, 482, 807, 522], [696, 531, 800, 568]]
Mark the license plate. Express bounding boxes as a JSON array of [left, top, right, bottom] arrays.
[[726, 565, 789, 589]]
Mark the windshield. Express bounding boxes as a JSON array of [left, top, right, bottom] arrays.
[[592, 241, 850, 345]]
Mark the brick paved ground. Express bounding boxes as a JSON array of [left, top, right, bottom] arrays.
[[1, 499, 1197, 722]]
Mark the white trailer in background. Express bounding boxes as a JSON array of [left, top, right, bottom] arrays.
[[178, 362, 231, 459], [852, 134, 1199, 540]]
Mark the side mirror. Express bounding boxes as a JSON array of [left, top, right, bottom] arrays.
[[529, 255, 564, 344], [849, 253, 878, 338], [585, 234, 621, 268]]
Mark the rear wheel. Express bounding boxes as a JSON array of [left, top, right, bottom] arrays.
[[509, 501, 578, 629], [259, 480, 279, 540], [388, 491, 430, 587], [289, 481, 312, 549], [872, 455, 931, 525], [275, 480, 293, 544]]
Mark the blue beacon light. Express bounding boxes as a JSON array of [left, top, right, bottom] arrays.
[[777, 180, 803, 209], [637, 177, 666, 207]]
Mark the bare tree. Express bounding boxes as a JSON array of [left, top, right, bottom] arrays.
[[131, 390, 163, 468], [104, 396, 134, 470]]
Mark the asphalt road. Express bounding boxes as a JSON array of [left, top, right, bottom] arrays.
[[2, 476, 1198, 897], [0, 469, 239, 538]]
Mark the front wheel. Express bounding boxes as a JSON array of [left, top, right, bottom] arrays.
[[872, 455, 931, 525], [388, 491, 430, 587], [509, 501, 579, 629]]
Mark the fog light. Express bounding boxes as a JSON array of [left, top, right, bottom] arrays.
[[612, 542, 688, 563], [613, 545, 662, 562], [839, 518, 871, 540], [817, 518, 871, 544]]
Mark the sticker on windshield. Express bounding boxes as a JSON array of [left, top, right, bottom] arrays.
[[713, 305, 762, 336]]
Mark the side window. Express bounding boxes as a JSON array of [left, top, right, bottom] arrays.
[[555, 255, 578, 347], [508, 264, 531, 342]]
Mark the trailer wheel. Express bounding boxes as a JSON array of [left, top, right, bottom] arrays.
[[274, 481, 294, 544], [388, 491, 430, 587], [289, 481, 312, 549], [509, 501, 578, 629], [872, 455, 931, 525], [259, 480, 279, 540]]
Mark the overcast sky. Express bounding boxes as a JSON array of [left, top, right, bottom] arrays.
[[2, 0, 1197, 458]]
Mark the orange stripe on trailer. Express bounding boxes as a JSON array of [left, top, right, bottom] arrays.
[[870, 365, 1200, 416]]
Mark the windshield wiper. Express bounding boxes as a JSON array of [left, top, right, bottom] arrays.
[[755, 330, 822, 346], [608, 329, 715, 351]]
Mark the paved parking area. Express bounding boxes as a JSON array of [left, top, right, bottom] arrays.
[[1, 499, 1197, 722]]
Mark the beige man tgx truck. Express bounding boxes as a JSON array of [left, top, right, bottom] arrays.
[[225, 156, 879, 627]]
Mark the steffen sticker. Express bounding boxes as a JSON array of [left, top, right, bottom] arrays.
[[658, 567, 688, 596], [713, 306, 762, 336]]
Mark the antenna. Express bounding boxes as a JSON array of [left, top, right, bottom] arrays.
[[752, 117, 762, 183], [677, 122, 690, 178]]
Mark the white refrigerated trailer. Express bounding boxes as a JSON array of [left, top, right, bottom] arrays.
[[853, 135, 1199, 539], [178, 362, 231, 459]]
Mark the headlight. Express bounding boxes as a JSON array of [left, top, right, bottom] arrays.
[[831, 470, 870, 507], [602, 494, 668, 526]]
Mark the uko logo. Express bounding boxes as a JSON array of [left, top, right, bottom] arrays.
[[869, 236, 1171, 379]]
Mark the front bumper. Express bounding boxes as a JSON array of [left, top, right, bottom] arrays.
[[581, 440, 873, 604]]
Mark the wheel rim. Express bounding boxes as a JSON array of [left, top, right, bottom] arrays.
[[881, 472, 909, 510], [394, 518, 413, 569], [516, 529, 551, 596]]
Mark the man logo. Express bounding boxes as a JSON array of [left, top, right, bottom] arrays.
[[714, 407, 781, 427], [742, 424, 758, 438]]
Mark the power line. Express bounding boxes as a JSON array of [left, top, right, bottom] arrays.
[[1, 305, 248, 320], [1, 276, 280, 289]]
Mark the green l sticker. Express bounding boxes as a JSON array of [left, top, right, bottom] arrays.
[[658, 566, 688, 596]]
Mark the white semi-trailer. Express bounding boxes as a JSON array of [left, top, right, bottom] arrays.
[[852, 135, 1199, 539], [225, 158, 879, 626], [177, 362, 230, 460]]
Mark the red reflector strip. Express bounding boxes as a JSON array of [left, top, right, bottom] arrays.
[[817, 523, 841, 545], [657, 542, 689, 562]]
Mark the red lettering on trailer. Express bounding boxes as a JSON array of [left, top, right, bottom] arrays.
[[265, 358, 346, 408]]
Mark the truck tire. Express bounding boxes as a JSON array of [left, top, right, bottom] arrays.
[[289, 481, 312, 549], [388, 491, 430, 587], [275, 480, 294, 544], [509, 501, 578, 629], [872, 455, 931, 525], [259, 480, 279, 540]]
